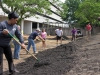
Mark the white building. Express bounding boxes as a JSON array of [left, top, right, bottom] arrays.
[[0, 1, 69, 35]]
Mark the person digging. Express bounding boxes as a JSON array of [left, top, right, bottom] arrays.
[[26, 28, 45, 54]]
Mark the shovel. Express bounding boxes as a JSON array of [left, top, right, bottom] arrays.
[[8, 32, 50, 67]]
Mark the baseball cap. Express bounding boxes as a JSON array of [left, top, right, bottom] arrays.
[[36, 28, 41, 31]]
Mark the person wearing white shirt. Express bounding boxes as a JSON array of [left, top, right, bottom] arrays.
[[55, 27, 63, 45]]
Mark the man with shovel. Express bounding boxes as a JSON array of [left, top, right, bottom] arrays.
[[0, 12, 25, 75], [27, 28, 45, 54]]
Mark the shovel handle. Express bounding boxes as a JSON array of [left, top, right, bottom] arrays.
[[8, 33, 39, 61]]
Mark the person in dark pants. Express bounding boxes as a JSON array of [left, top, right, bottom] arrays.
[[0, 12, 25, 75], [71, 27, 77, 41]]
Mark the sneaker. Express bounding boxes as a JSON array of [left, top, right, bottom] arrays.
[[8, 69, 19, 75], [34, 51, 38, 54], [14, 69, 19, 73]]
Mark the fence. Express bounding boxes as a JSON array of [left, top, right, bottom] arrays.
[[44, 27, 100, 36]]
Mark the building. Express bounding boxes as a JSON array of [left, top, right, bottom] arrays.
[[0, 1, 69, 35]]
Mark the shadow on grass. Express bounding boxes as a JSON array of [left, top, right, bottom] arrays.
[[4, 42, 78, 75]]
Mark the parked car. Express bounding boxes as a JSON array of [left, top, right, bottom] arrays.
[[76, 29, 83, 38]]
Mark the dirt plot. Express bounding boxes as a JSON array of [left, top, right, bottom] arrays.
[[3, 34, 100, 75]]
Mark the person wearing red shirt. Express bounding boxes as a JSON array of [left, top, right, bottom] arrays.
[[86, 23, 92, 41]]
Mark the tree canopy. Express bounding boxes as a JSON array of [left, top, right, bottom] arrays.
[[75, 0, 100, 27], [0, 0, 67, 23], [60, 0, 100, 27], [63, 0, 82, 23], [0, 0, 51, 18]]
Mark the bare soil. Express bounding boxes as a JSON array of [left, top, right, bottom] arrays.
[[3, 34, 100, 75]]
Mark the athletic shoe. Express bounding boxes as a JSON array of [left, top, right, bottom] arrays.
[[34, 51, 38, 54], [8, 69, 19, 75]]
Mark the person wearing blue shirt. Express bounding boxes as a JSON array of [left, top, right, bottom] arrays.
[[0, 12, 25, 75], [27, 28, 45, 54]]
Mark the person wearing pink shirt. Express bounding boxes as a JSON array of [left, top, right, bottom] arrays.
[[41, 28, 47, 50]]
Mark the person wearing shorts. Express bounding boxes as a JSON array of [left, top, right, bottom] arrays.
[[71, 27, 77, 41], [40, 28, 47, 50], [86, 23, 92, 41], [55, 27, 63, 45]]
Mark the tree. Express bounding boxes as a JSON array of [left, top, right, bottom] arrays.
[[59, 2, 68, 20], [0, 0, 52, 24], [63, 0, 82, 24], [75, 0, 100, 27], [47, 0, 68, 21], [0, 0, 67, 23]]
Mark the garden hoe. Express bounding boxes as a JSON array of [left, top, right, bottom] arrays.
[[8, 32, 50, 68]]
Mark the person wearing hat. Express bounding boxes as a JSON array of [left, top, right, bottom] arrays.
[[0, 12, 26, 75], [26, 28, 45, 54]]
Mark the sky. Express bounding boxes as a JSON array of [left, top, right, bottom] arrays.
[[61, 0, 65, 2]]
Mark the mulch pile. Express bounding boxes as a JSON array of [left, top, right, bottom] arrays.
[[5, 37, 90, 75]]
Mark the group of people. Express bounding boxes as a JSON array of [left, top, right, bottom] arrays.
[[71, 23, 92, 41], [0, 12, 64, 75], [13, 27, 47, 59], [0, 11, 92, 75], [26, 28, 47, 54], [0, 12, 47, 75], [55, 23, 92, 43], [13, 22, 92, 61]]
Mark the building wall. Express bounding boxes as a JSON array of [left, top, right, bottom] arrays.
[[24, 21, 32, 34], [0, 17, 7, 22], [0, 3, 69, 35]]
